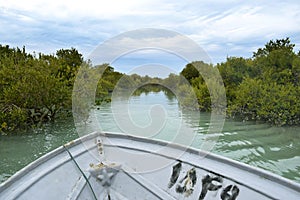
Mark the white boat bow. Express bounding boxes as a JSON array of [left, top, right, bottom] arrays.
[[1, 131, 300, 199]]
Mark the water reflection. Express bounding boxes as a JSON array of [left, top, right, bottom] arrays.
[[210, 119, 300, 182], [92, 92, 300, 184], [0, 117, 78, 183], [1, 90, 300, 184], [93, 91, 300, 183]]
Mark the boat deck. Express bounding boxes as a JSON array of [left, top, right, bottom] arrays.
[[1, 132, 299, 199]]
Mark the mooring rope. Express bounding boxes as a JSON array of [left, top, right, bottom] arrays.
[[63, 146, 98, 200]]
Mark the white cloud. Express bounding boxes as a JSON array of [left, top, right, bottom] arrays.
[[0, 0, 299, 64], [88, 29, 212, 68], [0, 0, 173, 20]]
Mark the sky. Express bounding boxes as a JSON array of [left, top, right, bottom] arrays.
[[1, 0, 300, 75]]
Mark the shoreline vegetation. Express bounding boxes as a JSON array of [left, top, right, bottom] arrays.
[[1, 38, 299, 134]]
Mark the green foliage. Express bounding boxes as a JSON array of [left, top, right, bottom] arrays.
[[190, 77, 210, 111], [179, 38, 300, 125], [55, 48, 83, 86], [180, 62, 200, 83], [292, 56, 300, 86], [0, 45, 82, 133], [257, 82, 299, 126], [1, 37, 299, 132], [253, 38, 295, 58], [176, 84, 199, 110], [94, 64, 124, 103], [228, 78, 263, 120], [0, 104, 27, 133], [217, 57, 255, 105], [72, 62, 98, 123], [163, 73, 181, 90], [179, 61, 226, 113], [132, 84, 169, 96], [229, 78, 299, 125]]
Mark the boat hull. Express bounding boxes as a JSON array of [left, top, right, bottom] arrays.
[[1, 132, 299, 199]]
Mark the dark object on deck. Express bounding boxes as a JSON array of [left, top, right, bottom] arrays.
[[0, 132, 300, 199]]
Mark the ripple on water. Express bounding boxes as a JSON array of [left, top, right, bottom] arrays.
[[270, 147, 281, 152], [256, 146, 266, 155], [1, 92, 300, 184]]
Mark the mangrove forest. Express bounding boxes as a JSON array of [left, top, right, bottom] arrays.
[[0, 37, 299, 134]]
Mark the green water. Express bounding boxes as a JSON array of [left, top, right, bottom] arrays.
[[1, 91, 300, 184]]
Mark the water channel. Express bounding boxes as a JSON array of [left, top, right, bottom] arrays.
[[1, 91, 299, 184]]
